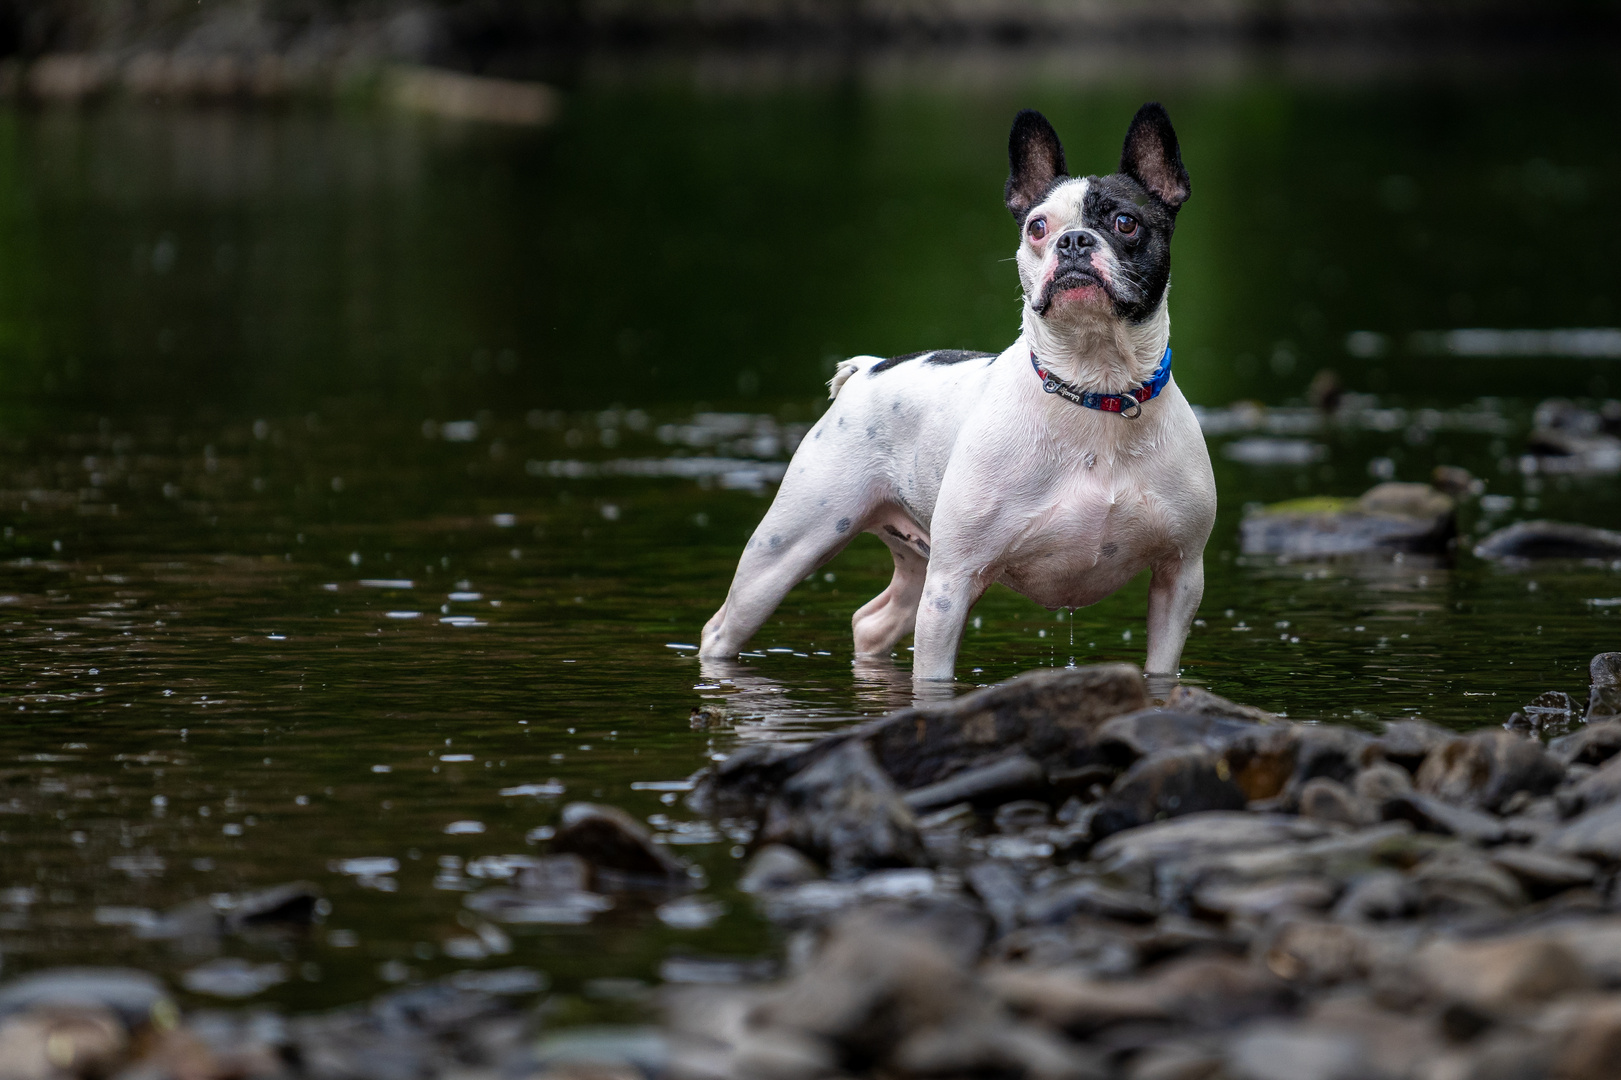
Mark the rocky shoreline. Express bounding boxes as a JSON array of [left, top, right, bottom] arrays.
[[12, 657, 1621, 1078]]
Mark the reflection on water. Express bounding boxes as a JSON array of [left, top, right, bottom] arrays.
[[0, 63, 1619, 1014]]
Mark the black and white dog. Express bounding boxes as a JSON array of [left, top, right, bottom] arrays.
[[701, 104, 1216, 682]]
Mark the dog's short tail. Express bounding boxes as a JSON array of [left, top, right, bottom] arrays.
[[827, 359, 861, 399]]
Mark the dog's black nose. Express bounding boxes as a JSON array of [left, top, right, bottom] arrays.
[[1055, 230, 1094, 254]]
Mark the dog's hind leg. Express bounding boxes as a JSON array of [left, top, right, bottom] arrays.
[[699, 497, 865, 659], [1146, 553, 1204, 676], [850, 533, 928, 657]]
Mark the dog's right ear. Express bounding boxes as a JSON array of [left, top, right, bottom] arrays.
[[1005, 109, 1067, 222]]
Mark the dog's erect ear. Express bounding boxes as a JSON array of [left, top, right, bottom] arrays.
[[1120, 102, 1190, 209], [1005, 109, 1067, 221]]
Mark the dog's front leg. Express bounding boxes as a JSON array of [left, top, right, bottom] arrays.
[[910, 563, 991, 682], [1145, 553, 1204, 676]]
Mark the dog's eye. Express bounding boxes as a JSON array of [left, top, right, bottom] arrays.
[[1114, 214, 1139, 237], [1027, 217, 1047, 241]]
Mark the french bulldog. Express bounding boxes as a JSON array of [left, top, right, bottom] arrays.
[[701, 103, 1216, 682]]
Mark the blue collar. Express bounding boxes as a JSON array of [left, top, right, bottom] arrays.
[[1030, 346, 1172, 418]]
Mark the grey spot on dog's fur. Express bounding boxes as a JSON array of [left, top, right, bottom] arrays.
[[866, 427, 876, 439], [836, 517, 851, 533], [932, 595, 952, 612], [769, 535, 782, 550]]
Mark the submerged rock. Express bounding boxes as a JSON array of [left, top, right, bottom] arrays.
[[1239, 482, 1455, 558], [1473, 520, 1621, 560], [1587, 652, 1621, 720], [551, 803, 687, 888]]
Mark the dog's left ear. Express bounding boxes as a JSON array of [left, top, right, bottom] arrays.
[[1120, 102, 1190, 209], [1005, 109, 1067, 222]]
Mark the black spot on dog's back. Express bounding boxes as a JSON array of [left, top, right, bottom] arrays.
[[836, 517, 851, 533], [868, 349, 995, 377]]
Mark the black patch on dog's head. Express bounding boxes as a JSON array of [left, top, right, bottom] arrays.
[[1078, 174, 1180, 323], [1005, 110, 1067, 223], [1119, 102, 1190, 210]]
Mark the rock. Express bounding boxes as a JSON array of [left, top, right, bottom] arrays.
[[1126, 1044, 1224, 1080], [225, 881, 322, 933], [1093, 813, 1335, 880], [1414, 730, 1564, 812], [0, 968, 171, 1030], [1020, 877, 1160, 925], [687, 741, 829, 818], [1092, 709, 1259, 767], [1089, 748, 1248, 842], [1410, 849, 1528, 918], [1488, 847, 1596, 895], [901, 754, 1045, 811], [1331, 869, 1418, 921], [1589, 653, 1621, 720], [1415, 935, 1591, 1011], [759, 741, 926, 878], [1368, 719, 1455, 773], [181, 958, 289, 998], [1381, 792, 1508, 844], [738, 844, 822, 894], [1221, 725, 1301, 802], [863, 664, 1148, 788], [1264, 921, 1422, 987], [893, 1014, 1109, 1080], [987, 955, 1294, 1034], [1285, 727, 1371, 803], [552, 803, 688, 887], [1224, 1024, 1370, 1080], [1193, 878, 1338, 922], [1550, 996, 1621, 1080], [1239, 483, 1455, 557], [1352, 762, 1412, 802], [1431, 464, 1482, 496], [1540, 801, 1621, 863], [1297, 778, 1376, 827], [1507, 690, 1581, 738], [1163, 684, 1280, 725], [1474, 520, 1621, 560], [994, 800, 1050, 833], [1557, 754, 1621, 817], [1551, 719, 1621, 766], [0, 1006, 128, 1080], [965, 861, 1027, 936]]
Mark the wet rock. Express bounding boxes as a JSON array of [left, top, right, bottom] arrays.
[[902, 754, 1045, 812], [1264, 921, 1422, 987], [1488, 847, 1597, 896], [0, 968, 171, 1030], [737, 844, 822, 895], [224, 881, 322, 933], [687, 741, 828, 819], [0, 1006, 128, 1079], [1414, 729, 1564, 812], [1125, 1043, 1224, 1080], [1551, 718, 1621, 767], [1283, 726, 1371, 805], [525, 1026, 670, 1080], [1431, 464, 1483, 497], [1296, 778, 1376, 827], [1331, 869, 1418, 921], [466, 854, 614, 925], [1540, 800, 1621, 863], [1164, 824, 1434, 910], [1367, 719, 1455, 773], [1092, 709, 1258, 767], [1381, 792, 1508, 844], [759, 740, 926, 878], [1525, 402, 1621, 473], [552, 803, 688, 888], [1352, 762, 1413, 802], [1090, 748, 1248, 842], [1239, 482, 1455, 557], [1163, 684, 1280, 725], [1473, 520, 1621, 560], [1506, 690, 1581, 738], [1588, 652, 1621, 720], [1021, 877, 1160, 925], [1415, 934, 1591, 1011], [863, 664, 1148, 788]]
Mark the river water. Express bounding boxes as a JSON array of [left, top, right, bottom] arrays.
[[0, 57, 1618, 1014]]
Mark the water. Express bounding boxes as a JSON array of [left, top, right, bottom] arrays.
[[0, 58, 1619, 1014]]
